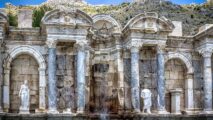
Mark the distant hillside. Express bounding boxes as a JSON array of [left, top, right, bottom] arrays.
[[3, 0, 213, 36], [45, 0, 86, 8]]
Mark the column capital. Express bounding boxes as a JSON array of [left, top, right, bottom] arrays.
[[156, 44, 166, 54], [75, 41, 87, 51], [46, 38, 57, 48], [198, 47, 213, 58], [126, 40, 143, 53]]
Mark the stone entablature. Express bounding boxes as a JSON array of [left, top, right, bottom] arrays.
[[0, 9, 213, 115]]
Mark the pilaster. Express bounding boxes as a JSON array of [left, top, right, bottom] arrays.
[[198, 47, 213, 114]]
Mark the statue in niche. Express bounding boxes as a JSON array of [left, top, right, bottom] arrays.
[[19, 80, 30, 114], [141, 89, 152, 114]]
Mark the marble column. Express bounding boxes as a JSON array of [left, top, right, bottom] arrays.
[[46, 40, 58, 113], [201, 51, 213, 113], [156, 45, 168, 114], [130, 47, 141, 113], [76, 42, 86, 114]]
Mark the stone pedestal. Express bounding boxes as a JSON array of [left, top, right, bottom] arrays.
[[170, 88, 182, 115]]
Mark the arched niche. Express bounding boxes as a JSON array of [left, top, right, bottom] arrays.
[[164, 52, 194, 113], [3, 46, 47, 112]]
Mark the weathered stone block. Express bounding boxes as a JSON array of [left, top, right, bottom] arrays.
[[18, 9, 33, 28]]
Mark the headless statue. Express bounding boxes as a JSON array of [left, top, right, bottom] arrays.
[[141, 89, 152, 114]]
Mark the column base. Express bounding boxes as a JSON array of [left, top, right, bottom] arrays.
[[35, 108, 47, 113], [171, 112, 182, 115], [63, 108, 73, 114], [47, 109, 59, 114], [199, 110, 213, 114], [76, 110, 84, 114], [0, 107, 4, 113], [118, 109, 124, 115], [133, 109, 141, 113], [157, 110, 170, 114], [19, 109, 29, 114], [183, 109, 195, 115]]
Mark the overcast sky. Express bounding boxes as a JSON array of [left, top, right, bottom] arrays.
[[0, 0, 206, 8]]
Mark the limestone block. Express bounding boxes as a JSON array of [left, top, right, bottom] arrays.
[[18, 9, 33, 28], [169, 21, 182, 37]]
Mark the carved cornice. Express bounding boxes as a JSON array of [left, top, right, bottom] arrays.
[[46, 39, 57, 48]]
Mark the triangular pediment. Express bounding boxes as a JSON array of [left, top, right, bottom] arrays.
[[123, 12, 174, 34], [42, 9, 92, 27]]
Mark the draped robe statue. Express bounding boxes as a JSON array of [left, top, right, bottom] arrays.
[[19, 80, 30, 114]]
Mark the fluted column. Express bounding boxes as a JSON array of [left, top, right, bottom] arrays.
[[200, 49, 213, 113], [76, 41, 86, 114], [156, 45, 168, 114], [46, 39, 58, 113], [130, 46, 141, 113]]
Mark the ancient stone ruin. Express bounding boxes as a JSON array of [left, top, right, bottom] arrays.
[[0, 7, 212, 119]]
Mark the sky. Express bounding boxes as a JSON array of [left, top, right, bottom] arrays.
[[0, 0, 206, 8]]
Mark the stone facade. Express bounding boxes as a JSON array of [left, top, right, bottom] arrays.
[[0, 8, 212, 115]]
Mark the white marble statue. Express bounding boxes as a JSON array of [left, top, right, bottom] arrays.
[[141, 89, 152, 114], [19, 80, 30, 114]]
